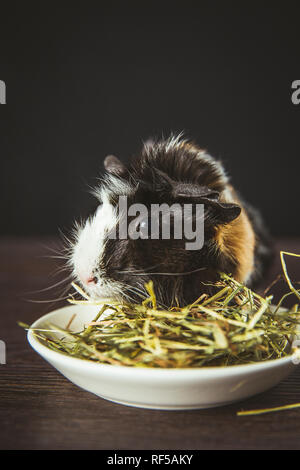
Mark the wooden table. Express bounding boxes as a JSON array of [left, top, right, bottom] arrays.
[[1, 237, 300, 450]]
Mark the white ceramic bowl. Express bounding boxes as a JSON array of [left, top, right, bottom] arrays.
[[27, 304, 298, 410]]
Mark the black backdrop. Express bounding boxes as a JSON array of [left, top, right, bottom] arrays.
[[0, 2, 299, 237]]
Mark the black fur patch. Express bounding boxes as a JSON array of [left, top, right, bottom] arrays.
[[97, 136, 271, 306]]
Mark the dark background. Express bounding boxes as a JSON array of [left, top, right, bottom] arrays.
[[1, 4, 300, 451], [0, 1, 299, 237]]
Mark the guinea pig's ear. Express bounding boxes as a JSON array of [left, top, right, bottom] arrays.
[[104, 155, 128, 177], [203, 198, 241, 225], [172, 183, 241, 225], [139, 168, 174, 194], [172, 183, 219, 201]]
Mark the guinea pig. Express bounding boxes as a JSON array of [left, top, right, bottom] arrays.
[[70, 134, 272, 306]]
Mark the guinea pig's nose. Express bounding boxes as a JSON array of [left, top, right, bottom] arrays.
[[87, 276, 98, 285]]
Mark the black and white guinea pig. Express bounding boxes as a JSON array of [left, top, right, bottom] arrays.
[[70, 134, 272, 306]]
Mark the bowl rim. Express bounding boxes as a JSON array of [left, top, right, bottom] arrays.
[[27, 304, 297, 377]]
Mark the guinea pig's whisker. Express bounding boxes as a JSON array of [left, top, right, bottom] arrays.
[[123, 267, 207, 277], [23, 273, 75, 311], [116, 263, 165, 276], [38, 245, 66, 260], [25, 277, 72, 295], [122, 292, 136, 303], [23, 295, 70, 304], [57, 228, 78, 257], [124, 288, 147, 305], [125, 286, 147, 300], [129, 284, 147, 295], [104, 249, 117, 269], [49, 266, 73, 278], [39, 254, 70, 260], [58, 227, 74, 246], [126, 282, 168, 309]]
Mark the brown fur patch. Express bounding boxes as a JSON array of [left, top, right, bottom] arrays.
[[215, 187, 256, 283]]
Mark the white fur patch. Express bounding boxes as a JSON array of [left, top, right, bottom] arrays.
[[92, 174, 134, 202], [72, 175, 135, 299], [71, 190, 118, 296]]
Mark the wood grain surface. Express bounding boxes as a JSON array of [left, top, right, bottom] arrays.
[[1, 237, 300, 450]]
